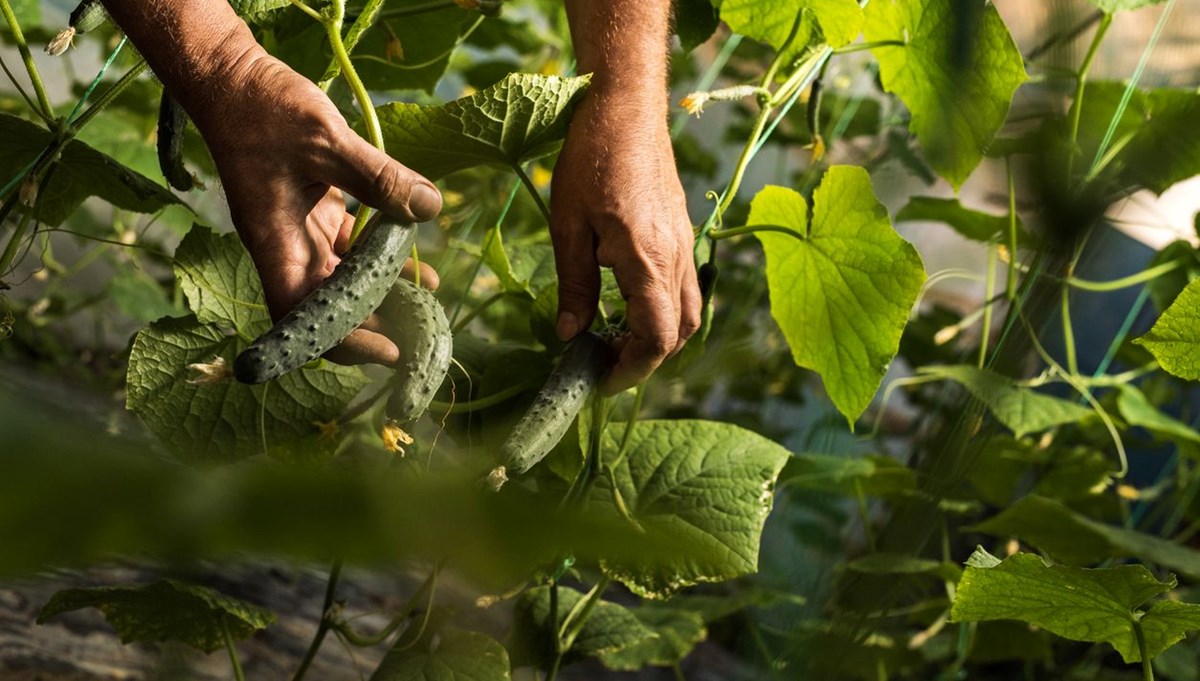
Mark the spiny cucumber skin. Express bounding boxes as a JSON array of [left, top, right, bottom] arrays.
[[69, 0, 108, 32], [383, 279, 452, 423], [233, 215, 417, 384], [157, 94, 193, 192], [499, 332, 608, 477]]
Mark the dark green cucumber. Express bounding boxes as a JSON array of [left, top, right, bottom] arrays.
[[157, 93, 194, 192], [382, 278, 452, 423], [233, 214, 417, 384], [493, 332, 609, 484], [69, 0, 108, 32]]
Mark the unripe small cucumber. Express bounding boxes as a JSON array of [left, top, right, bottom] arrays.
[[234, 214, 417, 384], [69, 0, 108, 32], [382, 279, 452, 423], [157, 93, 193, 192], [493, 332, 609, 483]]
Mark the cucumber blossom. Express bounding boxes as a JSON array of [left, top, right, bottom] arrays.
[[492, 332, 609, 486], [382, 279, 453, 424], [233, 214, 417, 384]]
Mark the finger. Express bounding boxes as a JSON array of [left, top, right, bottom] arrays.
[[602, 284, 679, 395], [401, 259, 440, 291], [333, 212, 355, 255], [551, 216, 601, 341], [327, 132, 442, 223], [323, 327, 400, 366]]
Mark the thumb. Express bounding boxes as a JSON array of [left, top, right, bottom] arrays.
[[551, 218, 600, 341], [330, 132, 442, 222]]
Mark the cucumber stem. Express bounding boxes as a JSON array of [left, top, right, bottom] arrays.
[[0, 0, 54, 120]]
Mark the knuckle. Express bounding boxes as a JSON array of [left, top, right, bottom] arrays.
[[372, 162, 411, 206]]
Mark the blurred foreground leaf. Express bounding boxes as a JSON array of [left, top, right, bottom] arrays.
[[38, 579, 275, 653]]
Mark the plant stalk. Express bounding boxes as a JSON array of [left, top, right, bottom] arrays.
[[1066, 13, 1113, 182], [292, 560, 343, 681], [0, 0, 53, 119]]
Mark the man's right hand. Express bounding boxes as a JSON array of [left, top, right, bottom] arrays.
[[99, 1, 442, 366], [190, 49, 443, 365]]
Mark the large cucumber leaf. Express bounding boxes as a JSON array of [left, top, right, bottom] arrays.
[[719, 0, 864, 50], [0, 113, 182, 226], [952, 548, 1200, 663], [371, 625, 511, 681], [749, 167, 926, 424], [1136, 276, 1200, 380], [591, 420, 791, 599], [864, 0, 1025, 188], [375, 72, 591, 181]]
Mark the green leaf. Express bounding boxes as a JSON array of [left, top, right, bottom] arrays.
[[895, 196, 1031, 245], [719, 0, 864, 50], [845, 554, 962, 582], [38, 579, 275, 653], [781, 452, 915, 497], [973, 496, 1200, 579], [0, 113, 182, 226], [375, 73, 591, 181], [918, 365, 1093, 439], [481, 224, 532, 297], [676, 0, 720, 51], [1136, 276, 1200, 380], [749, 168, 926, 423], [1146, 241, 1200, 313], [864, 0, 1026, 188], [1118, 385, 1200, 444], [511, 585, 657, 667], [126, 314, 368, 462], [351, 2, 475, 94], [597, 608, 707, 670], [1088, 0, 1169, 13], [227, 0, 293, 16], [952, 548, 1200, 663], [370, 626, 511, 681], [1072, 82, 1200, 195], [173, 225, 269, 334], [591, 420, 792, 599]]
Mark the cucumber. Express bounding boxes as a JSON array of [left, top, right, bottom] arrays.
[[492, 332, 609, 485], [233, 214, 417, 384], [382, 278, 453, 424], [157, 93, 194, 192], [69, 0, 108, 33]]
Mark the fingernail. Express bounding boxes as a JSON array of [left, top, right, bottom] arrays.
[[408, 184, 442, 222], [557, 311, 580, 341]]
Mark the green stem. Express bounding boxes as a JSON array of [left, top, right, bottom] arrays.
[[832, 39, 906, 55], [979, 246, 996, 368], [1063, 257, 1185, 292], [427, 378, 539, 414], [222, 620, 246, 681], [0, 204, 34, 278], [320, 0, 385, 87], [322, 1, 388, 246], [1134, 619, 1154, 681], [1005, 156, 1018, 301], [558, 576, 612, 650], [72, 60, 149, 131], [514, 164, 552, 225], [292, 560, 342, 681], [1066, 13, 1112, 182], [708, 223, 805, 241], [287, 0, 324, 21], [332, 565, 438, 647], [0, 0, 53, 119], [452, 291, 509, 333]]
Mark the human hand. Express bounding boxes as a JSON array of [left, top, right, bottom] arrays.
[[550, 90, 701, 394], [185, 47, 442, 365]]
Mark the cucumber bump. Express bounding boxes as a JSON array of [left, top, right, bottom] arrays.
[[233, 214, 417, 384]]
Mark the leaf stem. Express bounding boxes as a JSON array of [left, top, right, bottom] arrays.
[[832, 39, 907, 55], [1134, 619, 1154, 681], [1066, 12, 1112, 182], [979, 246, 997, 368], [558, 576, 612, 651], [0, 195, 32, 278], [514, 164, 552, 226], [292, 560, 343, 681], [287, 0, 324, 21], [708, 223, 805, 242], [0, 0, 54, 119], [222, 619, 246, 681], [1005, 156, 1018, 300], [1062, 257, 1186, 292]]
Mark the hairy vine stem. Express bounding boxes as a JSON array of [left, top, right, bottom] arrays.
[[0, 0, 53, 119]]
